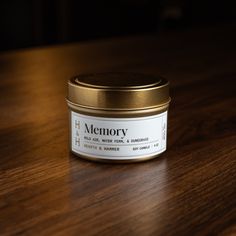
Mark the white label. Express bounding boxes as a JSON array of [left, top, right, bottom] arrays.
[[71, 111, 167, 160]]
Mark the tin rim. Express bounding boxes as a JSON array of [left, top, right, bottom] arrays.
[[67, 72, 170, 110]]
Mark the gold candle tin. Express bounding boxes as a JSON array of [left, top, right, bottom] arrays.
[[67, 73, 170, 163]]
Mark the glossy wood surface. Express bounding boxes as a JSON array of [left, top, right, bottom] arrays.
[[0, 24, 236, 236]]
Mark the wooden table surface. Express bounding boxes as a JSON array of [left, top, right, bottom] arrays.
[[0, 24, 236, 236]]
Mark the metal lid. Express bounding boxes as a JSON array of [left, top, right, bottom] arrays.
[[67, 72, 170, 110]]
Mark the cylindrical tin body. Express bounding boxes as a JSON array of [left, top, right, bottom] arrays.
[[67, 73, 171, 163]]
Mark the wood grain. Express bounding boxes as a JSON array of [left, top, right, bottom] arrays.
[[0, 23, 236, 236]]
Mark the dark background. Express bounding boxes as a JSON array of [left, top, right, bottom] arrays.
[[0, 0, 236, 51]]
